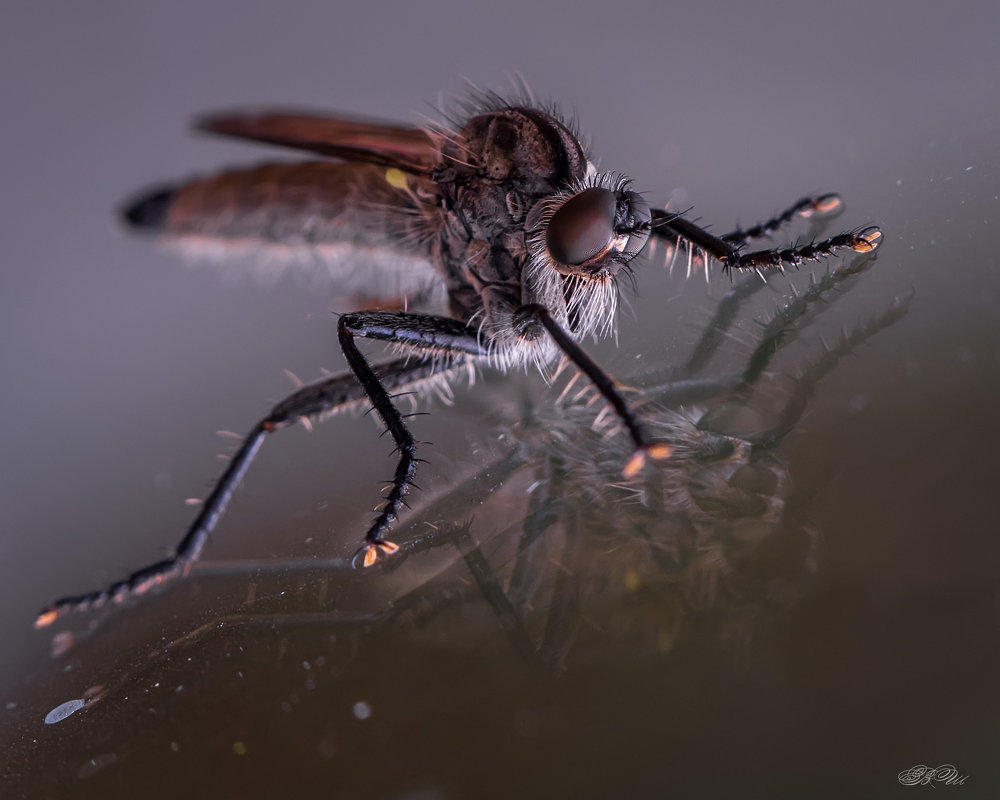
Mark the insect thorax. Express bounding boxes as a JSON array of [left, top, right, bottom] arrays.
[[434, 107, 606, 371]]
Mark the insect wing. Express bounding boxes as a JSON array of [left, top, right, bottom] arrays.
[[195, 111, 440, 176]]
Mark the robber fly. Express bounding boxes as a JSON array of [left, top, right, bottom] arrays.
[[36, 88, 882, 627]]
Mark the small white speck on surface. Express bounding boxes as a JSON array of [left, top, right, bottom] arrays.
[[76, 752, 117, 779], [352, 701, 372, 720]]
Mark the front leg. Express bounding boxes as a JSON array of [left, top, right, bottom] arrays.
[[515, 304, 672, 477], [337, 311, 487, 567], [651, 207, 882, 276]]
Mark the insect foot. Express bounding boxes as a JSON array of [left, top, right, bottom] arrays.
[[352, 539, 401, 569], [851, 226, 883, 253]]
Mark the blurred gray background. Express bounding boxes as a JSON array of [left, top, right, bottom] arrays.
[[2, 1, 999, 795]]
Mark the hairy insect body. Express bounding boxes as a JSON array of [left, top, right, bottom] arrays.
[[433, 108, 592, 370]]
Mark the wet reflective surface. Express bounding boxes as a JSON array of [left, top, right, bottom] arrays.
[[3, 2, 1000, 798]]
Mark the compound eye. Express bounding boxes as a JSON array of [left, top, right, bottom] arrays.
[[546, 187, 616, 267]]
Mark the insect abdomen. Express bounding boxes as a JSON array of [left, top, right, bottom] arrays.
[[120, 161, 436, 257]]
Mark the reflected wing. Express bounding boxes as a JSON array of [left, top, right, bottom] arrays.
[[195, 110, 441, 176]]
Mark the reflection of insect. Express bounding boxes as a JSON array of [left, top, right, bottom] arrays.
[[37, 256, 907, 676], [37, 88, 882, 627], [444, 263, 909, 669]]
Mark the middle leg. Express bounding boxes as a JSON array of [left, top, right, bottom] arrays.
[[336, 310, 488, 566]]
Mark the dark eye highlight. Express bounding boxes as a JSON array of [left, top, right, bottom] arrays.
[[545, 187, 617, 267]]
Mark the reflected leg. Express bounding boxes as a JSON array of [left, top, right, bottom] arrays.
[[641, 252, 883, 406], [746, 290, 913, 451]]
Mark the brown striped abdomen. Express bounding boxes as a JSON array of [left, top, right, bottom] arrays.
[[120, 161, 438, 258]]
